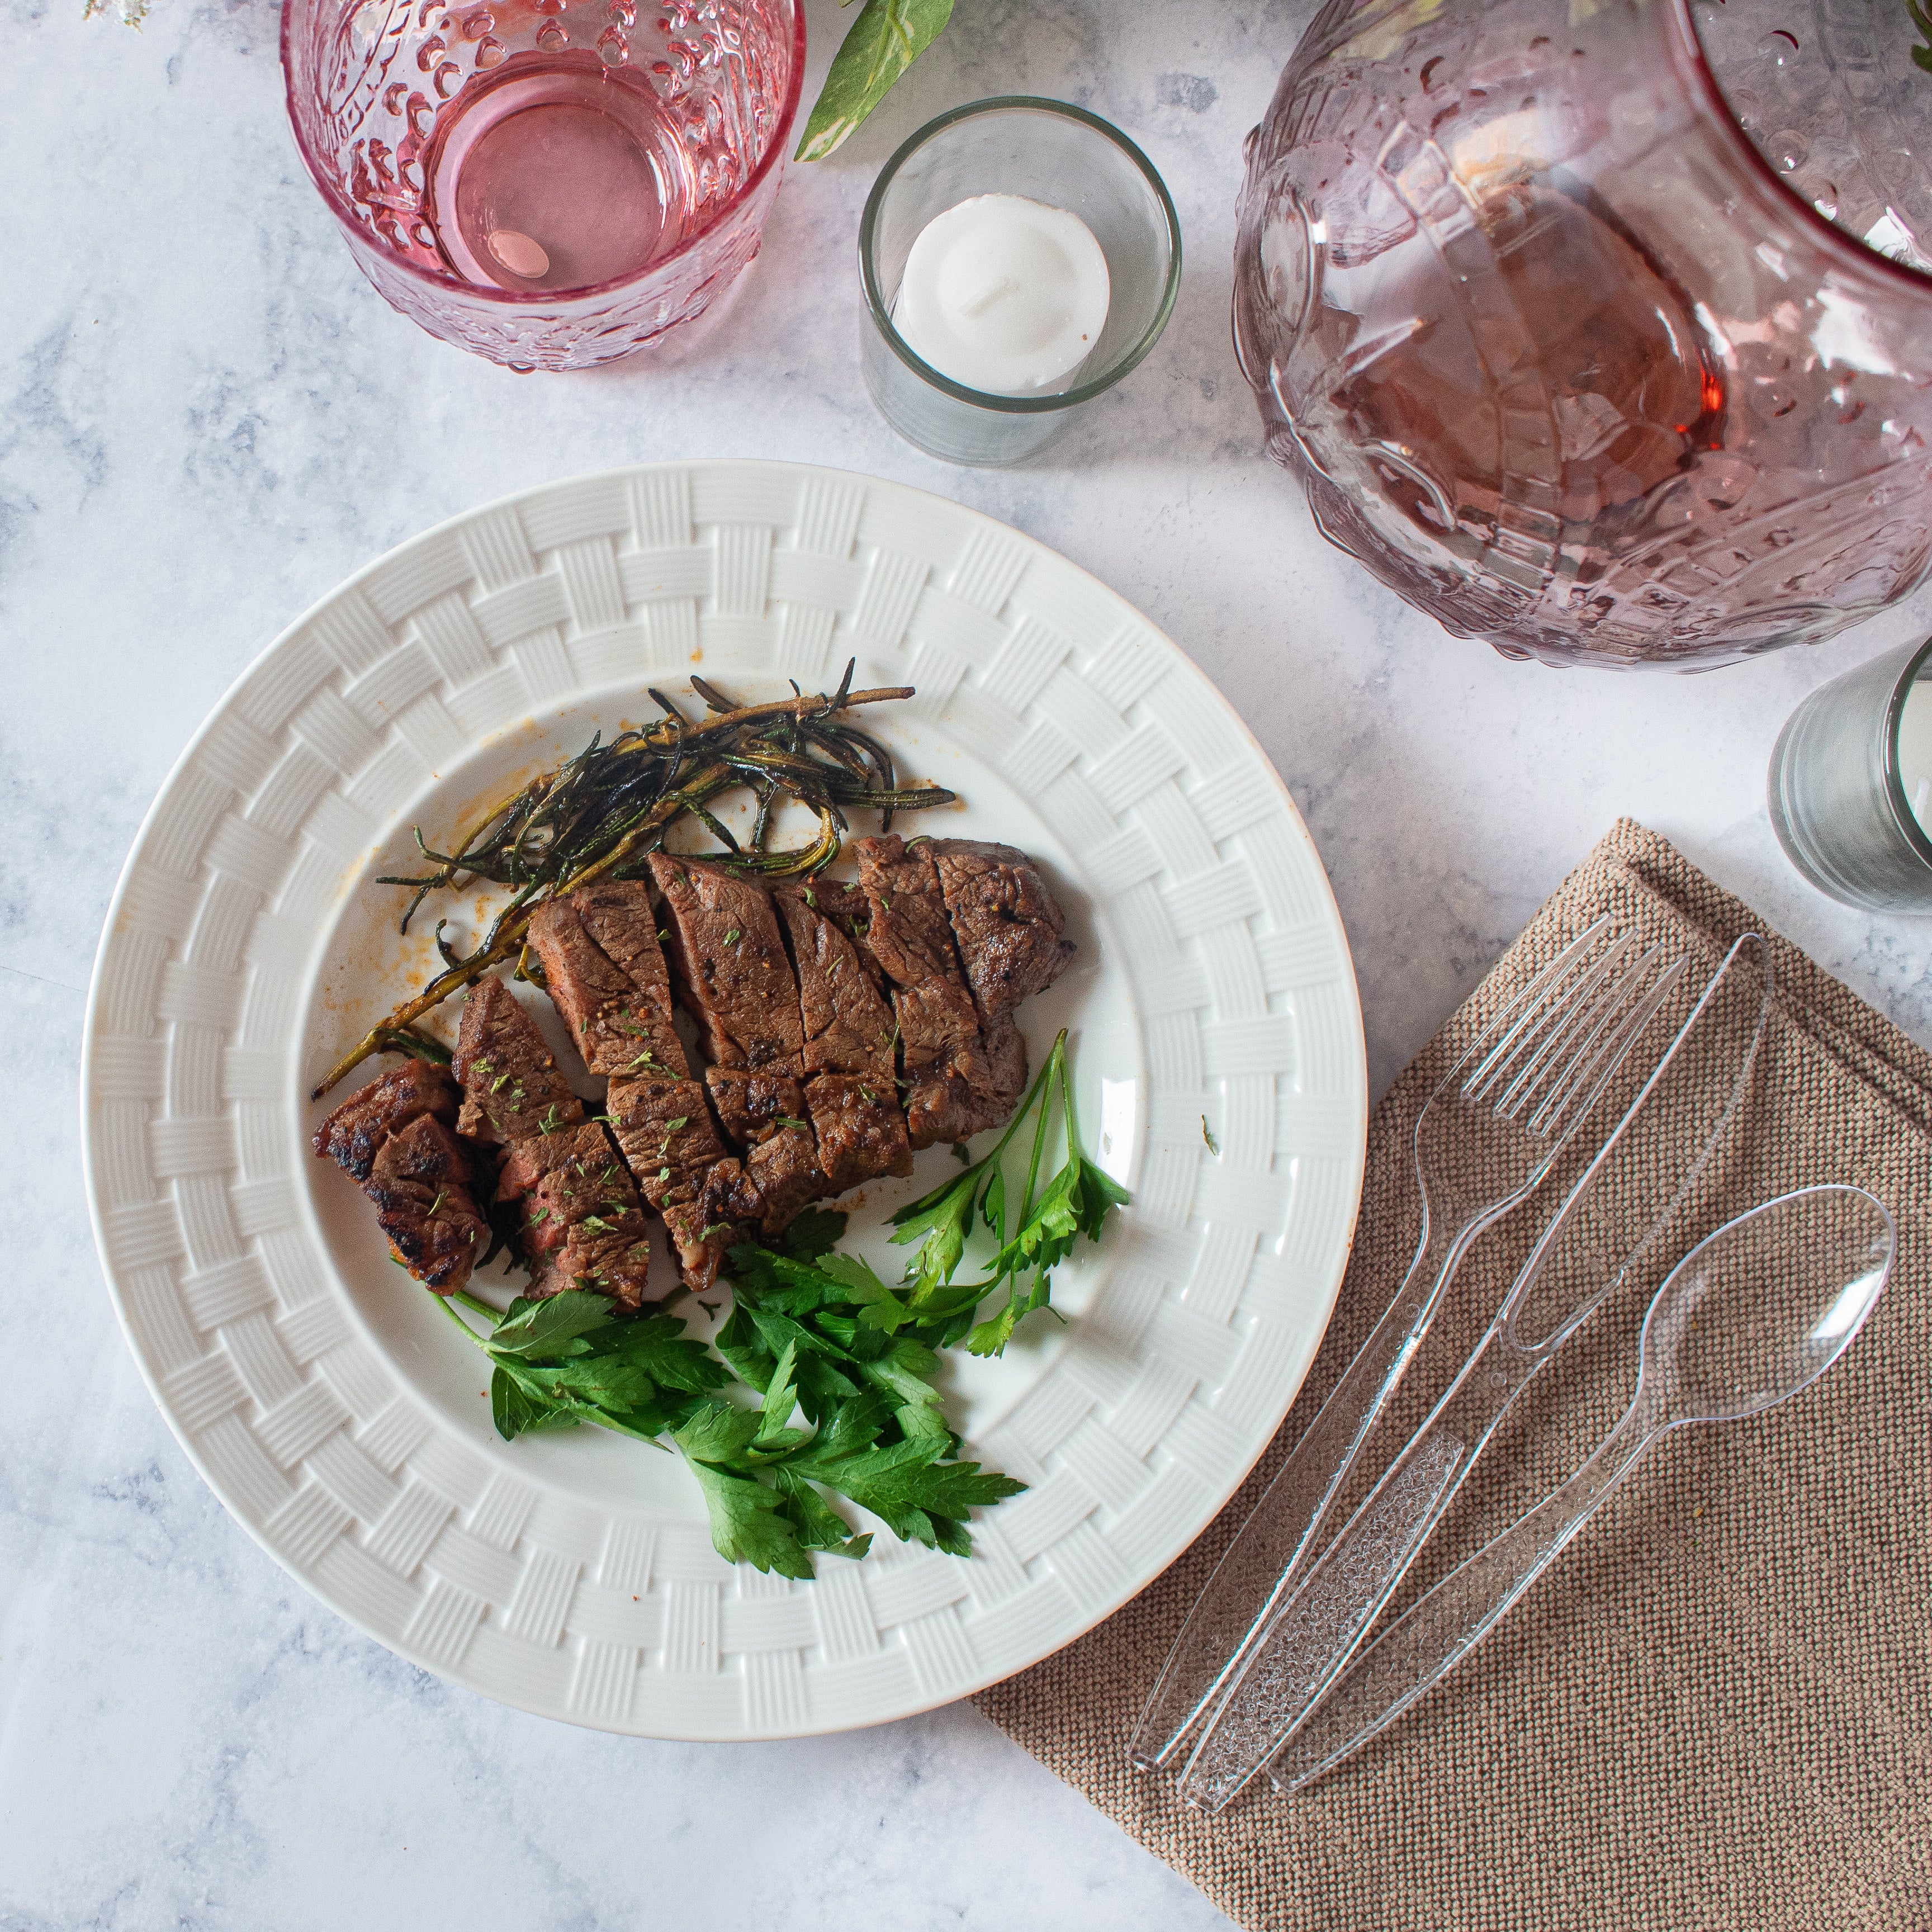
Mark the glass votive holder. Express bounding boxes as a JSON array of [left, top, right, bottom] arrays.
[[859, 97, 1182, 467], [1768, 636, 1932, 912]]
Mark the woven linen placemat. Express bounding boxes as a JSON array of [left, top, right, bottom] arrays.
[[974, 818, 1932, 1931]]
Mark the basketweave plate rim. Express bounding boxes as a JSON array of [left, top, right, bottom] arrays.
[[80, 460, 1368, 1740]]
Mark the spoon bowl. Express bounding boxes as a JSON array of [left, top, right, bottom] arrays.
[[1643, 1185, 1895, 1428]]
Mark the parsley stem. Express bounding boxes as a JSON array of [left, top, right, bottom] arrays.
[[1015, 1034, 1061, 1237], [430, 1288, 492, 1349]]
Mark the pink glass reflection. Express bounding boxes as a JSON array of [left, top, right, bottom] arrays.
[[1235, 0, 1932, 667], [283, 0, 803, 371]]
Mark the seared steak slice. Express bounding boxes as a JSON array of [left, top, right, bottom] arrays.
[[312, 1062, 488, 1294], [854, 834, 1026, 1150], [605, 1073, 759, 1291], [804, 1072, 913, 1193], [646, 855, 828, 1227], [746, 1123, 823, 1235], [775, 884, 911, 1191], [527, 881, 684, 1079], [931, 839, 1076, 1018], [775, 885, 898, 1083], [452, 977, 585, 1144], [495, 1123, 654, 1310], [705, 1065, 809, 1148], [312, 1058, 460, 1182], [646, 853, 806, 1083], [893, 1012, 1029, 1148]]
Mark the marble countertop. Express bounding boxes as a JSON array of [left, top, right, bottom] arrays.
[[6, 0, 1931, 1923]]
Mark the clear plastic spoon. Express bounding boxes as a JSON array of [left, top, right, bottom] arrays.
[[1268, 1182, 1896, 1796]]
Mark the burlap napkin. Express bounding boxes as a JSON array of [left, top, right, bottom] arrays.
[[975, 819, 1931, 1931]]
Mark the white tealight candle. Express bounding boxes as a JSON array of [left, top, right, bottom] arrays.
[[893, 193, 1111, 396], [1897, 678, 1932, 834]]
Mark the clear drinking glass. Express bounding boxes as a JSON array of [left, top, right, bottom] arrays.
[[1768, 636, 1932, 911], [282, 0, 803, 371], [1234, 0, 1932, 667], [860, 98, 1182, 467]]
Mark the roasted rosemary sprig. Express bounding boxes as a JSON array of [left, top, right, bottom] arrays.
[[312, 669, 951, 1098]]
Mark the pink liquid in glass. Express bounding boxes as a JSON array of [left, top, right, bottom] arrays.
[[424, 54, 680, 293]]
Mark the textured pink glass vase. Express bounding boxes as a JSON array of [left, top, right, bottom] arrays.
[[1234, 0, 1932, 667], [282, 0, 802, 371]]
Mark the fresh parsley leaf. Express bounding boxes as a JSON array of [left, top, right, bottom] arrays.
[[487, 1289, 617, 1357], [773, 1465, 872, 1560], [757, 1339, 801, 1443], [672, 1399, 765, 1469], [790, 1437, 1025, 1553], [773, 1206, 847, 1262], [598, 1314, 732, 1394], [682, 1455, 813, 1579]]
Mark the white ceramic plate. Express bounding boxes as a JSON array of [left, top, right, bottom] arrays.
[[81, 462, 1366, 1739]]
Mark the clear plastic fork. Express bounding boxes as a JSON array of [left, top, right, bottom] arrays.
[[1129, 918, 1684, 1777]]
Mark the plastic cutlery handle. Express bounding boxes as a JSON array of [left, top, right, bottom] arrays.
[[1126, 1215, 1476, 1771], [1268, 1390, 1669, 1796], [1173, 1330, 1547, 1811]]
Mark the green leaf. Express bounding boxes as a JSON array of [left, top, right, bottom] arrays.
[[672, 1400, 766, 1470], [773, 1465, 870, 1559], [890, 1168, 978, 1305], [859, 1335, 943, 1413], [964, 1298, 1021, 1359], [773, 1206, 846, 1262], [713, 1303, 776, 1391], [792, 1436, 1025, 1549], [1073, 1156, 1132, 1240], [491, 1363, 579, 1439], [757, 1339, 801, 1443], [812, 1388, 891, 1461], [794, 0, 956, 163], [681, 1454, 813, 1578], [598, 1314, 732, 1394], [981, 1166, 1006, 1236], [487, 1290, 617, 1358], [513, 1355, 662, 1413]]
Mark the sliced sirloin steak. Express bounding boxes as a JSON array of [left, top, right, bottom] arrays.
[[495, 1122, 655, 1310], [852, 834, 1024, 1148], [451, 976, 585, 1144], [646, 852, 821, 1228], [312, 1060, 490, 1294], [604, 1074, 761, 1290], [527, 880, 685, 1079], [774, 883, 912, 1193], [930, 839, 1076, 1019], [529, 876, 764, 1290]]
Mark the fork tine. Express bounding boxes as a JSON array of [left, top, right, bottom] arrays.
[[1530, 952, 1689, 1136], [1472, 930, 1633, 1109], [1522, 945, 1670, 1125], [1457, 917, 1613, 1099], [1494, 935, 1654, 1119]]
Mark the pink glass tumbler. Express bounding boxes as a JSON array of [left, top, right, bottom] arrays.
[[282, 0, 803, 371]]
